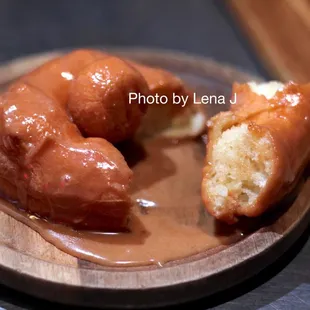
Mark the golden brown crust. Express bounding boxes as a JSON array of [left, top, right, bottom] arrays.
[[202, 82, 310, 223]]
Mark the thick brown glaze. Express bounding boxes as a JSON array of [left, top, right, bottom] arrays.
[[0, 48, 207, 232], [21, 49, 149, 143], [68, 56, 149, 142], [0, 80, 133, 231], [0, 49, 153, 231], [0, 137, 242, 267]]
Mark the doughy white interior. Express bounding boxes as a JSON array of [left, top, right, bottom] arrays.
[[206, 81, 283, 212]]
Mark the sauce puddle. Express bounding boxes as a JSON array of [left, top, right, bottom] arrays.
[[0, 138, 245, 267]]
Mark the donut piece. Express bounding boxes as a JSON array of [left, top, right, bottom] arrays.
[[68, 56, 149, 143], [202, 82, 310, 223], [0, 50, 150, 230]]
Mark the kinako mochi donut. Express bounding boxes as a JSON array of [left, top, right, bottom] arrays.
[[202, 81, 310, 223]]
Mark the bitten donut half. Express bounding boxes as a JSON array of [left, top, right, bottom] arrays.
[[202, 81, 310, 223]]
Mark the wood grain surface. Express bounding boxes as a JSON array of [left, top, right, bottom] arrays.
[[0, 49, 309, 309], [227, 0, 310, 83]]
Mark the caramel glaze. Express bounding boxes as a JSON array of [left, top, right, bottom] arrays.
[[0, 49, 207, 233], [203, 82, 310, 223], [0, 137, 244, 267], [0, 49, 151, 231]]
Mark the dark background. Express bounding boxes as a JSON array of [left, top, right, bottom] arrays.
[[0, 0, 270, 77], [0, 1, 309, 309]]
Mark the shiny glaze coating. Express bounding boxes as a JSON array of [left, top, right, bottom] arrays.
[[0, 49, 151, 230], [22, 50, 149, 143], [202, 82, 310, 222], [68, 56, 149, 142], [0, 48, 203, 231]]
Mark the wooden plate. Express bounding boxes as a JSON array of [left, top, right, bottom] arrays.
[[0, 48, 309, 309]]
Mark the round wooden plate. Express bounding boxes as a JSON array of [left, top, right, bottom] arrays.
[[0, 48, 309, 309]]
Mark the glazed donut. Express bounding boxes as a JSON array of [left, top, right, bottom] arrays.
[[202, 81, 310, 223], [22, 49, 149, 143], [0, 49, 149, 231]]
